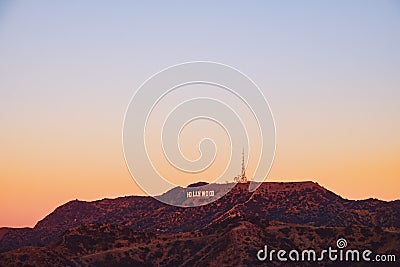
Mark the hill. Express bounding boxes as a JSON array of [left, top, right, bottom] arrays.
[[0, 182, 399, 266]]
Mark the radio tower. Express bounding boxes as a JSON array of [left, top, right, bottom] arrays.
[[234, 148, 248, 183]]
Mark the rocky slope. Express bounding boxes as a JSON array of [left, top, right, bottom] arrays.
[[1, 182, 399, 266]]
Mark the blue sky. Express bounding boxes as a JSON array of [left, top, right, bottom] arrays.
[[0, 0, 399, 227]]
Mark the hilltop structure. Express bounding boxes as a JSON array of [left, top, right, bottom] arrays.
[[234, 149, 249, 183]]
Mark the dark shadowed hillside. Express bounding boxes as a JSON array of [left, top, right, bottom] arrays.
[[1, 182, 399, 266]]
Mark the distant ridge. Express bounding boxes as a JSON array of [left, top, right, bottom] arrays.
[[0, 181, 399, 266], [187, 181, 209, 187], [1, 181, 399, 253]]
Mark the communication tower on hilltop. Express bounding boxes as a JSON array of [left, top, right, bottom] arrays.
[[234, 149, 248, 183]]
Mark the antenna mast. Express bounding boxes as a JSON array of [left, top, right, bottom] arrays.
[[234, 148, 248, 183], [241, 148, 246, 178]]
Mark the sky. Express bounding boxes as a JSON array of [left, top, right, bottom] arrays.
[[1, 0, 399, 227]]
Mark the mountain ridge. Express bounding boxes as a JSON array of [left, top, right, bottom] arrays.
[[1, 181, 399, 265]]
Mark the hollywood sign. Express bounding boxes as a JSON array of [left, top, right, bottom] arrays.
[[187, 190, 215, 198]]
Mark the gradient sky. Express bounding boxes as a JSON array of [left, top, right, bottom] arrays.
[[1, 1, 399, 227]]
